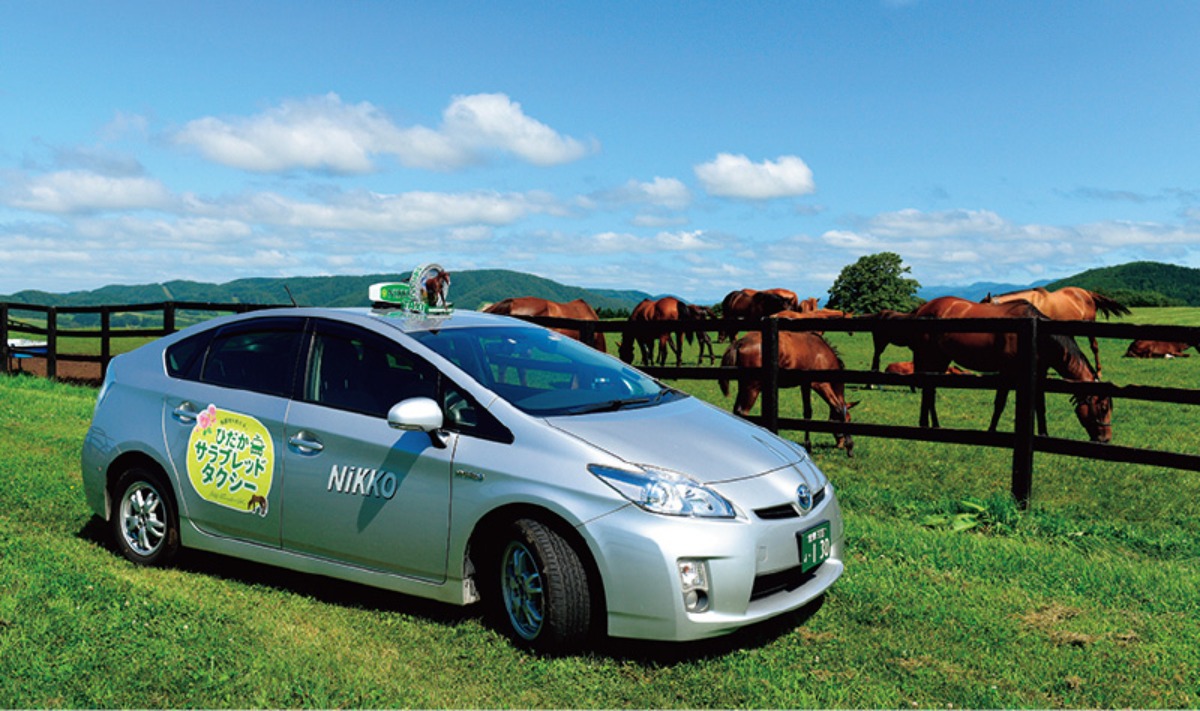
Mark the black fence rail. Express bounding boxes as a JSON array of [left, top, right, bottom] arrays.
[[5, 301, 1199, 508], [1, 301, 282, 380], [523, 314, 1200, 508]]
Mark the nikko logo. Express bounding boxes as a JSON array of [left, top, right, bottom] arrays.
[[327, 465, 399, 500]]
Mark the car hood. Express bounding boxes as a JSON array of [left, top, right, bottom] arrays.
[[543, 396, 805, 484]]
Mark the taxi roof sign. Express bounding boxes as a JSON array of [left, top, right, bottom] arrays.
[[370, 264, 452, 316]]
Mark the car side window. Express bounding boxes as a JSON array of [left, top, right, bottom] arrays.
[[199, 318, 305, 397], [306, 323, 437, 418]]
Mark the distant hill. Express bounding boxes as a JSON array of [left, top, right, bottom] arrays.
[[1, 269, 653, 314], [919, 261, 1200, 307], [918, 279, 1054, 302], [1045, 261, 1200, 307]]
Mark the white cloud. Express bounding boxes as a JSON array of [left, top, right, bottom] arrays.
[[694, 153, 815, 200], [602, 177, 691, 210], [173, 92, 593, 174], [2, 170, 173, 213], [439, 93, 592, 166]]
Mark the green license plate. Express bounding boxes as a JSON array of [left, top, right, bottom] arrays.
[[798, 521, 832, 573]]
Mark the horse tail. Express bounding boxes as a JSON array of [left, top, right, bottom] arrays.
[[718, 343, 738, 397], [1090, 291, 1132, 319]]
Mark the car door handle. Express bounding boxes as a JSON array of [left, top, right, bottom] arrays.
[[172, 401, 201, 424], [288, 431, 324, 454]]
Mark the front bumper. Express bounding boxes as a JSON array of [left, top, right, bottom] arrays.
[[583, 485, 844, 641]]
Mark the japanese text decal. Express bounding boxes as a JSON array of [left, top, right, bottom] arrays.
[[186, 404, 275, 516]]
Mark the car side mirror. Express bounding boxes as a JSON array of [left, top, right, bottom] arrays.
[[387, 397, 449, 449]]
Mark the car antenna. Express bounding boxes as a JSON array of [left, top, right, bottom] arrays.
[[284, 285, 299, 306]]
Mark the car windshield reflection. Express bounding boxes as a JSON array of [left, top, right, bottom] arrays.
[[410, 325, 685, 416]]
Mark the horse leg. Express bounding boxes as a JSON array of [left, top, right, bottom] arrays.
[[814, 382, 853, 456], [1090, 336, 1103, 379], [989, 388, 1009, 431], [919, 385, 940, 428]]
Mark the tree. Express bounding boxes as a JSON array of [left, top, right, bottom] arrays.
[[826, 252, 921, 314]]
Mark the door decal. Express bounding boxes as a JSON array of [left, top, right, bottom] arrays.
[[187, 404, 275, 516]]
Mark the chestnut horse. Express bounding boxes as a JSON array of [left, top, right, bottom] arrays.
[[720, 288, 799, 342], [718, 331, 858, 456], [1124, 340, 1197, 358], [483, 297, 607, 352], [911, 296, 1112, 442], [981, 287, 1130, 378], [619, 297, 715, 366]]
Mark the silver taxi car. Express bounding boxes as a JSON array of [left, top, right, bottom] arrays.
[[81, 284, 843, 653]]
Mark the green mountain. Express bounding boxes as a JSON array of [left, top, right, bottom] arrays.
[[1046, 261, 1200, 307], [1, 269, 653, 314]]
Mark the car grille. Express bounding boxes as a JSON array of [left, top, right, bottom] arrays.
[[752, 486, 825, 520], [750, 564, 820, 601]]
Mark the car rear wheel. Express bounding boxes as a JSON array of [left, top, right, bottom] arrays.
[[494, 518, 592, 653], [112, 467, 180, 566]]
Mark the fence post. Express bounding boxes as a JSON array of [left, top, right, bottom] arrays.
[[1011, 316, 1038, 509], [164, 302, 176, 334], [1, 304, 8, 375], [100, 307, 112, 380], [46, 307, 58, 380], [762, 318, 780, 433]]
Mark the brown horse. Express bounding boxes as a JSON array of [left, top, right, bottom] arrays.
[[718, 331, 858, 456], [911, 296, 1112, 442], [483, 297, 607, 352], [769, 309, 854, 337], [720, 288, 799, 341], [619, 297, 715, 366], [797, 297, 820, 313], [981, 286, 1130, 378], [862, 309, 916, 372], [1124, 340, 1197, 358]]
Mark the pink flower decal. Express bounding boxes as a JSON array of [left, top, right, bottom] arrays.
[[197, 404, 217, 432]]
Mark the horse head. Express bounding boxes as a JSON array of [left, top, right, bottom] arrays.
[[1072, 393, 1113, 443]]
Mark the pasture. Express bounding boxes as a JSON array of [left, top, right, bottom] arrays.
[[1, 307, 1198, 708]]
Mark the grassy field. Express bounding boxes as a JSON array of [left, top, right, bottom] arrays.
[[1, 308, 1198, 708]]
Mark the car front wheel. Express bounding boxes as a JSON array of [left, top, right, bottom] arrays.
[[112, 467, 180, 566], [494, 518, 593, 653]]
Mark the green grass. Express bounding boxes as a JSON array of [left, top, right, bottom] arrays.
[[1, 308, 1198, 707]]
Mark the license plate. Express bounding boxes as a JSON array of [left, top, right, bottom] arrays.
[[798, 521, 832, 573]]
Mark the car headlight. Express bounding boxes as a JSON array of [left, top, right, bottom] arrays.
[[587, 464, 736, 518]]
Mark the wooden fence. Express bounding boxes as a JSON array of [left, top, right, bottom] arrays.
[[4, 300, 1200, 507], [526, 313, 1200, 508], [1, 301, 281, 380]]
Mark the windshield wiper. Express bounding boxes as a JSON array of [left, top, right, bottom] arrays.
[[562, 396, 656, 415]]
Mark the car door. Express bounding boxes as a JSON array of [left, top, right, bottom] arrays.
[[161, 316, 305, 546], [280, 320, 454, 582]]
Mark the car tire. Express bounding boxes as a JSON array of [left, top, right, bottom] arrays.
[[492, 518, 592, 654], [111, 467, 180, 567]]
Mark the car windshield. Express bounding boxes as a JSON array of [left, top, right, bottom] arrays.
[[410, 325, 685, 416]]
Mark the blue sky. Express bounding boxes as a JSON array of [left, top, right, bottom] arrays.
[[3, 1, 1199, 303]]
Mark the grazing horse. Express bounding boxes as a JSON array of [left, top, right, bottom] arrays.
[[911, 296, 1112, 442], [885, 360, 974, 393], [981, 286, 1130, 378], [720, 288, 798, 342], [619, 297, 715, 366], [718, 331, 858, 456], [1124, 340, 1197, 358], [483, 297, 607, 352]]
